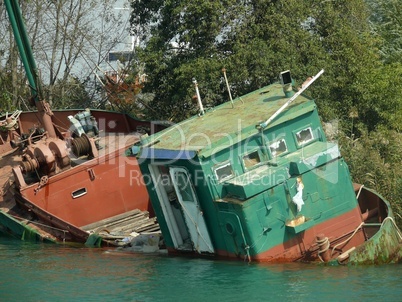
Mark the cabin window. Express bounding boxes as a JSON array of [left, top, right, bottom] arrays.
[[242, 150, 261, 170], [295, 127, 314, 146], [269, 139, 288, 157], [214, 162, 234, 182]]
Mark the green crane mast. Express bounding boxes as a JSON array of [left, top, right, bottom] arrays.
[[4, 0, 57, 138]]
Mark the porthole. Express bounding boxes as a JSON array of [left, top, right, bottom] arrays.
[[226, 222, 235, 235]]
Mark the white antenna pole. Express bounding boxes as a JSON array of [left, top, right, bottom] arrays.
[[259, 69, 324, 129], [222, 68, 234, 108], [193, 78, 205, 115]]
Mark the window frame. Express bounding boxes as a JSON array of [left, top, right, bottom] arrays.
[[241, 149, 262, 171], [293, 125, 316, 148], [268, 137, 289, 158], [213, 161, 235, 183]]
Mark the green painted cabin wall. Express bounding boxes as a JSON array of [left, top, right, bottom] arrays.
[[191, 107, 333, 257], [214, 159, 359, 258]]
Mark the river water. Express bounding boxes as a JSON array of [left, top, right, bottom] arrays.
[[0, 233, 400, 301]]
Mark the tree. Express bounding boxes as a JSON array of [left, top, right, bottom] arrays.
[[366, 0, 402, 64], [49, 75, 92, 109], [130, 0, 246, 121], [102, 67, 147, 116], [0, 0, 127, 111], [130, 0, 384, 128]]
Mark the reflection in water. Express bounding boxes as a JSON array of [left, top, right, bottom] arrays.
[[0, 234, 401, 301]]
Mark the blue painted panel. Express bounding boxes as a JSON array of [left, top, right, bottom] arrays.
[[138, 147, 197, 160]]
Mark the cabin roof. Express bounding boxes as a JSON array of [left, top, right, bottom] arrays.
[[140, 83, 316, 158]]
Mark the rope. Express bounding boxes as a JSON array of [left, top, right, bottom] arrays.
[[316, 236, 330, 262], [244, 245, 251, 263], [331, 222, 364, 257], [1, 110, 22, 129], [356, 184, 364, 200], [381, 216, 402, 241]]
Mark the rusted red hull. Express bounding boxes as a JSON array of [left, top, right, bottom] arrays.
[[0, 109, 161, 244], [17, 146, 150, 239], [249, 207, 366, 262]]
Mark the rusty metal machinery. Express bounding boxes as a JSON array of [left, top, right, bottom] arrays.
[[68, 109, 100, 158], [14, 132, 99, 181], [71, 133, 99, 159], [13, 137, 71, 189], [69, 109, 100, 158], [19, 138, 70, 176], [13, 131, 99, 189], [68, 109, 99, 138], [11, 108, 101, 189]]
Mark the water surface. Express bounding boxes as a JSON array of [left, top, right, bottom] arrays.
[[0, 234, 400, 301]]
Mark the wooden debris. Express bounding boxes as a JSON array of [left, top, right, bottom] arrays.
[[81, 209, 160, 240]]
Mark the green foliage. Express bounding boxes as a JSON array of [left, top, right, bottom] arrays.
[[0, 91, 15, 114], [131, 0, 386, 127], [339, 128, 402, 224], [367, 0, 402, 64], [46, 76, 92, 109], [0, 64, 29, 111], [131, 0, 250, 121], [357, 63, 402, 132]]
